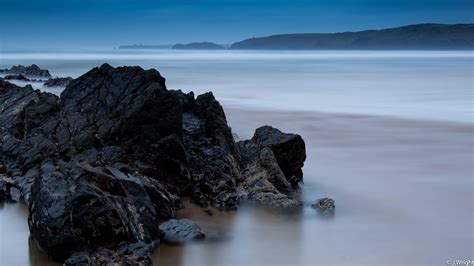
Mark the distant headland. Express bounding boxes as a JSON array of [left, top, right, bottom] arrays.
[[119, 44, 173, 49], [231, 23, 474, 50], [120, 23, 474, 50], [172, 42, 225, 50]]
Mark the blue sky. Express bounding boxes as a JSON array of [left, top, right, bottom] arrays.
[[0, 0, 472, 50]]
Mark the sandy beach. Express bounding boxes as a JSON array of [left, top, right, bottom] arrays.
[[2, 107, 472, 265]]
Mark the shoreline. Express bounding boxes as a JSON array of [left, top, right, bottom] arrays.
[[223, 104, 474, 128]]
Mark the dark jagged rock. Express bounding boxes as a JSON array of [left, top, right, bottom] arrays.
[[159, 219, 205, 244], [44, 77, 73, 87], [3, 74, 29, 81], [1, 64, 51, 78], [58, 64, 179, 150], [251, 126, 306, 187], [0, 64, 307, 263], [312, 198, 335, 214]]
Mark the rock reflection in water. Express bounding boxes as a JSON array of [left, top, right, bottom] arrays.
[[153, 200, 306, 266]]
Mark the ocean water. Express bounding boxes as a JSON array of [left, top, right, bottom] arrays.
[[0, 50, 473, 265], [1, 50, 473, 123]]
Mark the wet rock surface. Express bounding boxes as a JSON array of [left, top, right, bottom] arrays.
[[0, 64, 307, 263], [0, 64, 51, 78], [159, 218, 206, 244]]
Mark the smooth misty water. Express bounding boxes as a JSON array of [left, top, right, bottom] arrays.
[[0, 51, 473, 265], [0, 50, 473, 122]]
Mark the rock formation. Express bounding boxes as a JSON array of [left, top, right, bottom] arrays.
[[0, 64, 51, 78], [44, 77, 73, 87], [0, 64, 306, 263]]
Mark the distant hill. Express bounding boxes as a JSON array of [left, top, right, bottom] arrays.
[[231, 24, 474, 50], [119, 44, 172, 49], [172, 42, 225, 50]]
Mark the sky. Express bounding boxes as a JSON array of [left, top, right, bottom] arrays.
[[0, 0, 473, 50]]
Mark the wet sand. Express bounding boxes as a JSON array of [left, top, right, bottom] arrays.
[[1, 108, 472, 265]]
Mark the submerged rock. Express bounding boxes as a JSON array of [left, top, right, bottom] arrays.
[[0, 64, 307, 263], [159, 219, 205, 244], [1, 64, 51, 78], [312, 198, 335, 214]]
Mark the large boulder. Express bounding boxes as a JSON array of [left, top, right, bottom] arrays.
[[251, 126, 306, 186], [28, 160, 176, 261], [237, 126, 306, 207]]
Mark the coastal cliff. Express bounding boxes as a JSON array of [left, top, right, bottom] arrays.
[[231, 23, 474, 50]]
